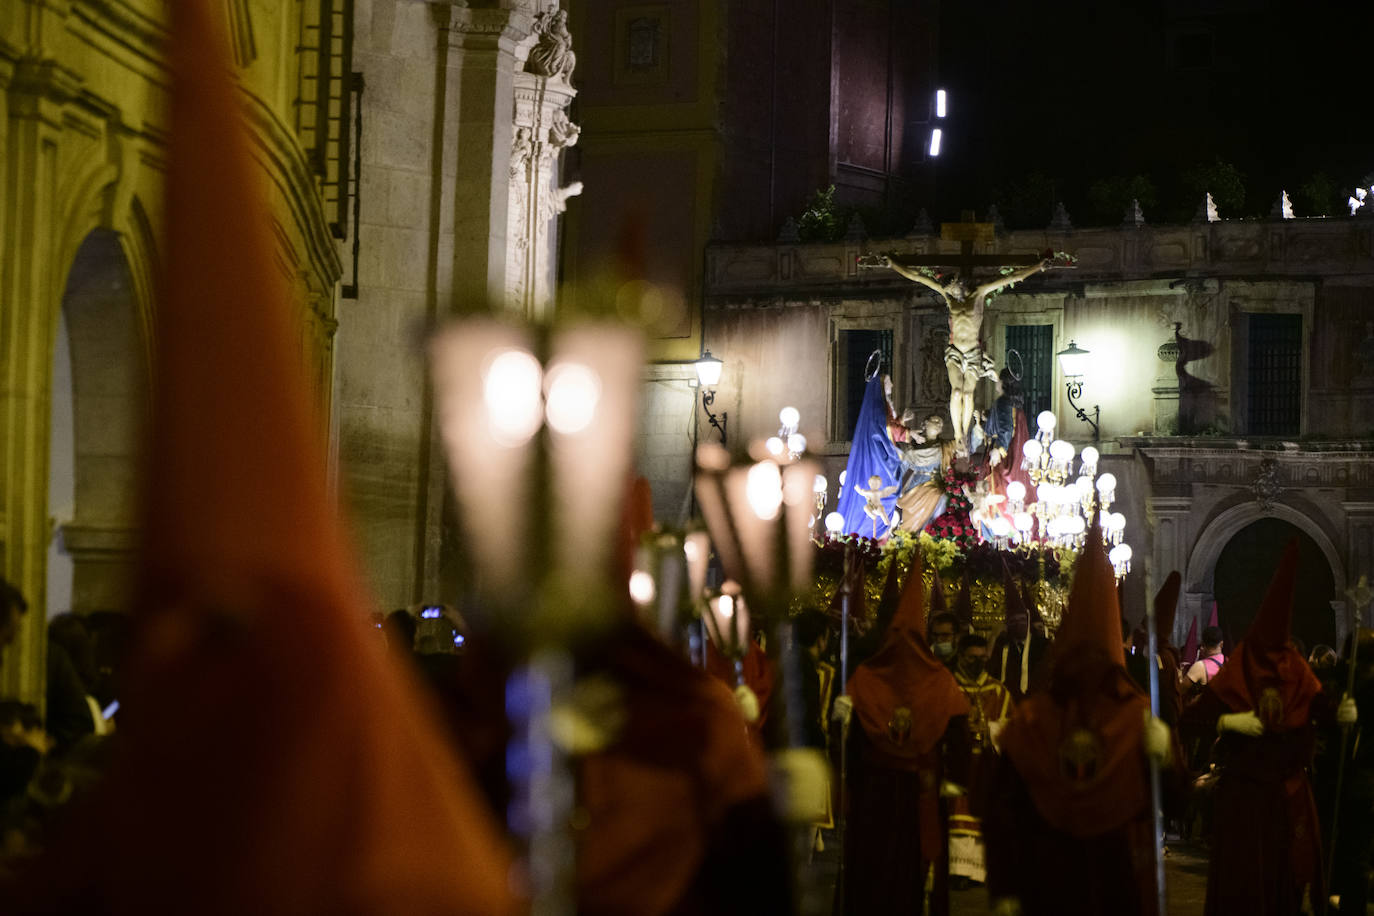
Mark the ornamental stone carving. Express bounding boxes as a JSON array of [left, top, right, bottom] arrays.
[[526, 9, 576, 81], [1251, 457, 1284, 512]]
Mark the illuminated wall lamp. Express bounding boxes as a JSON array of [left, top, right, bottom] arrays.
[[695, 349, 727, 445], [1055, 340, 1100, 440]]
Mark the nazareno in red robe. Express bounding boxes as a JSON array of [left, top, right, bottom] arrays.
[[987, 524, 1172, 916], [843, 556, 972, 916], [1185, 539, 1329, 916]]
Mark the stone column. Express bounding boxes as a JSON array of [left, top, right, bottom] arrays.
[[508, 71, 578, 320], [1148, 496, 1193, 645], [0, 54, 82, 703], [1345, 505, 1374, 627], [1152, 333, 1180, 434], [445, 3, 578, 319]]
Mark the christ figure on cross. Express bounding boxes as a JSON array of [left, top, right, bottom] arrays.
[[861, 221, 1072, 452]]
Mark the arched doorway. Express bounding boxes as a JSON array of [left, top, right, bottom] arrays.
[[47, 229, 146, 618], [1213, 518, 1335, 655]]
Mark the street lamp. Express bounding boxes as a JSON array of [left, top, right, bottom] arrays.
[[1056, 340, 1100, 440], [695, 350, 727, 445]]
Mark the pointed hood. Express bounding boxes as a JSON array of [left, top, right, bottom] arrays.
[[1208, 601, 1219, 629], [953, 567, 974, 632], [1245, 540, 1299, 651], [928, 564, 948, 627], [1151, 571, 1182, 652], [1208, 540, 1320, 729], [1053, 527, 1126, 668], [876, 556, 904, 631], [997, 530, 1152, 838], [896, 558, 928, 642], [1002, 560, 1029, 630], [18, 5, 518, 912], [1023, 578, 1045, 633], [847, 557, 969, 762], [1182, 616, 1200, 666]]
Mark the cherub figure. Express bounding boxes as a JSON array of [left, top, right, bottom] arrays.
[[854, 474, 900, 539]]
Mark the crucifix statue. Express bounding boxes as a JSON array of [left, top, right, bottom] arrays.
[[860, 212, 1074, 452]]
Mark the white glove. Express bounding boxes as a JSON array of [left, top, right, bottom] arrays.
[[1143, 712, 1171, 764], [939, 780, 967, 798], [1338, 694, 1359, 726], [1217, 710, 1264, 737], [733, 685, 760, 724], [992, 897, 1023, 916], [770, 748, 831, 824], [832, 694, 853, 725], [987, 718, 1006, 752]]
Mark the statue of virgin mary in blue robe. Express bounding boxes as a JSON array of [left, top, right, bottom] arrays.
[[834, 374, 903, 537]]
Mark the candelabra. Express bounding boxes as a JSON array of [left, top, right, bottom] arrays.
[[1004, 409, 1130, 579]]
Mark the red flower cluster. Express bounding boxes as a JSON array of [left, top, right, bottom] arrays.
[[925, 506, 977, 552]]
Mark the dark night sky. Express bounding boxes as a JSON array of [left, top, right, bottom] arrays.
[[930, 0, 1374, 228]]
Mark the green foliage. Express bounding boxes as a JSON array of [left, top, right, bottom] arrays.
[[988, 171, 1058, 230], [1085, 174, 1158, 225], [797, 185, 842, 242], [1182, 159, 1246, 217], [1294, 172, 1340, 217]]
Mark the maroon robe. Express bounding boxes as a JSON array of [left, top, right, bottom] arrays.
[[843, 557, 972, 915], [1188, 541, 1329, 916], [988, 521, 1171, 916]]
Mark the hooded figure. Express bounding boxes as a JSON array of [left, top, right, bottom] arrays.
[[991, 566, 1050, 702], [985, 528, 1176, 916], [12, 4, 519, 912], [1125, 572, 1184, 725], [1186, 540, 1354, 916], [840, 557, 972, 915]]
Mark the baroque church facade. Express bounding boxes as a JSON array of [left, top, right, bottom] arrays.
[[697, 212, 1374, 650], [0, 0, 581, 704]]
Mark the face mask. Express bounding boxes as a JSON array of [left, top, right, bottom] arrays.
[[933, 640, 954, 659], [960, 658, 986, 678]]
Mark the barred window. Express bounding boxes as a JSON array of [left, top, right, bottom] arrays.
[[834, 329, 894, 441], [1247, 314, 1302, 436], [1005, 324, 1053, 419]]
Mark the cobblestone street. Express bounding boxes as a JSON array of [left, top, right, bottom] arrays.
[[803, 835, 1217, 915]]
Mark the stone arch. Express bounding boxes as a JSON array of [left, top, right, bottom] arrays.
[[1184, 500, 1347, 650], [48, 228, 149, 616], [1186, 501, 1345, 598]]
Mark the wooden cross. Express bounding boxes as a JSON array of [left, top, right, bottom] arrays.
[[890, 210, 1041, 281]]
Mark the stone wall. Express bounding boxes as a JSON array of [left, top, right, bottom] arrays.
[[659, 217, 1374, 638], [0, 1, 344, 703]]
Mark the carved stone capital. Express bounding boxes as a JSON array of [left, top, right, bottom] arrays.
[[450, 7, 534, 52], [9, 57, 84, 106]]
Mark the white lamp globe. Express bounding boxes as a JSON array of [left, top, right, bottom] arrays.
[[787, 433, 807, 455], [1080, 445, 1100, 468], [1013, 512, 1034, 533], [1049, 439, 1074, 464], [1006, 481, 1026, 503], [1096, 472, 1117, 495], [1021, 439, 1043, 462], [813, 474, 828, 494], [765, 437, 785, 457], [779, 406, 800, 429], [1037, 410, 1057, 433], [825, 512, 845, 535]]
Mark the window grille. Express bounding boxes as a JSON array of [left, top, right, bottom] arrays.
[[1247, 314, 1302, 436], [835, 329, 894, 440], [1005, 324, 1053, 419]]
